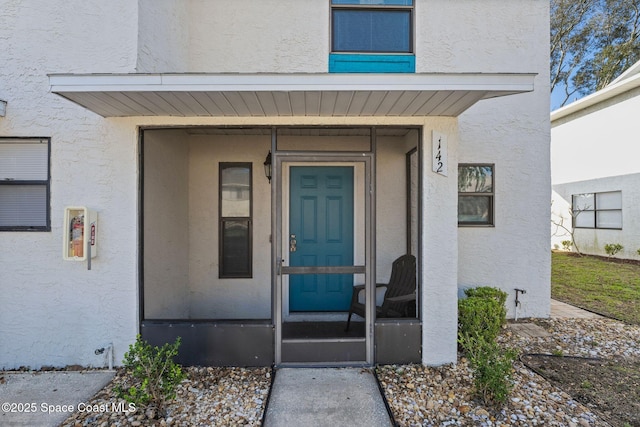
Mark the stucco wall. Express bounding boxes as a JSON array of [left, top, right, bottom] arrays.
[[143, 130, 190, 318], [137, 0, 189, 72], [551, 90, 640, 185], [553, 174, 640, 260], [188, 0, 328, 72], [188, 135, 272, 319], [0, 1, 140, 369], [417, 0, 547, 74], [453, 0, 551, 320], [421, 119, 460, 365]]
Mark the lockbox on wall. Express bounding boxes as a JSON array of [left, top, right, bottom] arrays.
[[63, 206, 97, 261]]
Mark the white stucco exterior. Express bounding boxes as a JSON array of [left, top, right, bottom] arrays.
[[551, 90, 640, 185], [553, 174, 640, 260], [551, 60, 640, 259], [1, 0, 550, 369]]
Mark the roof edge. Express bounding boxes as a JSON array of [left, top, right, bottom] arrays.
[[551, 71, 640, 123], [49, 72, 536, 93]]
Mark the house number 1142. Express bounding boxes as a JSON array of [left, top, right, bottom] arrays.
[[432, 131, 448, 176]]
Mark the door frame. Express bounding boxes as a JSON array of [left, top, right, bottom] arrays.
[[272, 151, 376, 366]]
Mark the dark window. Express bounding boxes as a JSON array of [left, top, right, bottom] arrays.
[[0, 138, 50, 231], [572, 191, 622, 229], [331, 0, 413, 53], [219, 163, 252, 278], [458, 164, 494, 226]]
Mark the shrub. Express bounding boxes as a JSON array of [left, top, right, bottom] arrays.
[[115, 335, 185, 418], [464, 286, 508, 308], [458, 286, 514, 406], [459, 333, 517, 405], [459, 287, 507, 343], [637, 248, 640, 256], [604, 243, 623, 258], [561, 240, 572, 251]]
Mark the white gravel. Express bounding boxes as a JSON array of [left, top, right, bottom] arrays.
[[60, 317, 639, 426], [378, 318, 640, 427]]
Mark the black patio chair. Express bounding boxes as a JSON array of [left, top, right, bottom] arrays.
[[345, 254, 416, 331]]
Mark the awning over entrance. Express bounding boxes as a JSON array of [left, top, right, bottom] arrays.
[[49, 73, 535, 118]]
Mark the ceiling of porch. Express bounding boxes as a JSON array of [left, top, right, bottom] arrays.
[[49, 73, 536, 118]]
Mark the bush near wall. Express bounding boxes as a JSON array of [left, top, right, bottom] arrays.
[[458, 286, 507, 343], [458, 286, 515, 406]]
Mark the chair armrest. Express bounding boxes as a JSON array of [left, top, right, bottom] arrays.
[[385, 292, 416, 303]]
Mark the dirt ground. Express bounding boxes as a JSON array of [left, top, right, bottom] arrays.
[[521, 354, 640, 427]]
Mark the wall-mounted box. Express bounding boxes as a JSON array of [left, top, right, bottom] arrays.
[[63, 207, 97, 261]]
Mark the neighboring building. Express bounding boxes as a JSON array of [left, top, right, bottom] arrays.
[[551, 60, 640, 259], [0, 0, 550, 369], [553, 174, 640, 259]]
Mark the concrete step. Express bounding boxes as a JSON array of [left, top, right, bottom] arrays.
[[263, 367, 393, 427]]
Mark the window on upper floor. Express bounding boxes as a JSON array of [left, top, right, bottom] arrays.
[[572, 191, 622, 229], [330, 0, 415, 73], [458, 164, 494, 227], [0, 138, 51, 231]]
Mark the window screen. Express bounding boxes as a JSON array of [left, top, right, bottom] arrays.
[[219, 163, 253, 278], [0, 138, 50, 230], [331, 0, 413, 53], [458, 164, 494, 226]]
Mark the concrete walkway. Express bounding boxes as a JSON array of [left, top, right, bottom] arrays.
[[0, 370, 115, 427], [508, 299, 604, 338], [550, 298, 604, 319], [263, 368, 393, 427]]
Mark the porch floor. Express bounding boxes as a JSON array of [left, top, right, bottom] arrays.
[[282, 321, 365, 340]]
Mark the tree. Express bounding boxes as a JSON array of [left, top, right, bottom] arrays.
[[551, 0, 640, 107], [551, 205, 583, 255]]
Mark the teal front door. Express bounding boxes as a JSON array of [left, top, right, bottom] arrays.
[[289, 166, 354, 311]]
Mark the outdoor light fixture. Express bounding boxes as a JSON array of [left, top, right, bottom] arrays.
[[0, 100, 6, 117], [264, 151, 272, 183]]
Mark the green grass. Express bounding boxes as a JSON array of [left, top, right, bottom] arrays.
[[552, 251, 640, 325]]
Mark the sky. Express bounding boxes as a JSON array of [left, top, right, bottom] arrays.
[[550, 83, 585, 112]]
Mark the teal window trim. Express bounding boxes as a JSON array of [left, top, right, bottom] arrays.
[[329, 53, 415, 73]]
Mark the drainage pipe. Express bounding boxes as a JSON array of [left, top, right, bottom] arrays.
[[94, 343, 114, 370], [514, 288, 527, 321]]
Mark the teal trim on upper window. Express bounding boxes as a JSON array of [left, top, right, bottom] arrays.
[[329, 53, 415, 73], [332, 0, 413, 5]]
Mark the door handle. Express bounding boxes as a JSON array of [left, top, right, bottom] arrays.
[[289, 234, 297, 252]]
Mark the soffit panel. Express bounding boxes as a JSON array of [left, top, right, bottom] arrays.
[[49, 73, 536, 118]]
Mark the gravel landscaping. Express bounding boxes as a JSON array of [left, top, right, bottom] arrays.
[[379, 317, 640, 426], [60, 317, 639, 426]]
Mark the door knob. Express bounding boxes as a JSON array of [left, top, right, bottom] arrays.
[[290, 234, 297, 252]]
